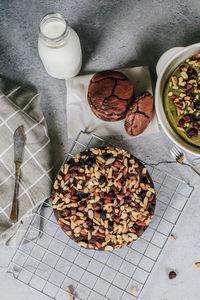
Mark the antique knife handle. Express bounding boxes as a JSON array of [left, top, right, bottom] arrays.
[[9, 161, 21, 223]]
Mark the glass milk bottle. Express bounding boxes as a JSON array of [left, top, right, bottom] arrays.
[[38, 13, 82, 79]]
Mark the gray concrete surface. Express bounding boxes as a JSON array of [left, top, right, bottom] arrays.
[[0, 0, 200, 174], [0, 1, 200, 300]]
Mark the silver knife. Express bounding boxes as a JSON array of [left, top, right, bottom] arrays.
[[9, 125, 26, 223]]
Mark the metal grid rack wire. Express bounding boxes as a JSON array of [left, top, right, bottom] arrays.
[[8, 131, 194, 300]]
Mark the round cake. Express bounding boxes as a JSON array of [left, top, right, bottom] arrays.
[[87, 70, 134, 122], [51, 147, 156, 251]]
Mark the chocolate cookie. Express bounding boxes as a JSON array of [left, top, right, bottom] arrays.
[[125, 92, 154, 136], [88, 70, 134, 121], [51, 147, 156, 251]]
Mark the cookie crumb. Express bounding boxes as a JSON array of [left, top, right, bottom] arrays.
[[131, 286, 137, 295], [170, 234, 176, 240], [195, 262, 200, 269], [66, 287, 75, 300]]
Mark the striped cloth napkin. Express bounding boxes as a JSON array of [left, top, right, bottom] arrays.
[[0, 77, 52, 246]]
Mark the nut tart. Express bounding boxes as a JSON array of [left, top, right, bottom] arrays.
[[51, 147, 156, 251]]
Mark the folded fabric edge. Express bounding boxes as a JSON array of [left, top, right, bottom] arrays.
[[0, 196, 51, 247]]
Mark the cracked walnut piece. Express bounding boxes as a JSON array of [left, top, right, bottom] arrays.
[[51, 147, 156, 251]]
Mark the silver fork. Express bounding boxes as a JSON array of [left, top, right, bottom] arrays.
[[170, 145, 200, 177]]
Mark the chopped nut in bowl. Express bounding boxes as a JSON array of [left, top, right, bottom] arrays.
[[155, 43, 200, 156], [164, 54, 200, 148], [50, 146, 156, 251]]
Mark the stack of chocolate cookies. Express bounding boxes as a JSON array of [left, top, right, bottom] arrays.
[[87, 70, 154, 136]]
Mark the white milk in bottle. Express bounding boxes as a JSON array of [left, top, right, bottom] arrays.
[[38, 13, 82, 79]]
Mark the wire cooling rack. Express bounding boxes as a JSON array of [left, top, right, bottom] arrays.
[[8, 131, 194, 300]]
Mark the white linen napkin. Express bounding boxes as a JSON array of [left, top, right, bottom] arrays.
[[66, 66, 159, 138]]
